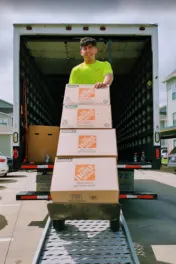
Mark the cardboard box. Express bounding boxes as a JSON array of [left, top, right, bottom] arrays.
[[50, 157, 119, 204], [60, 105, 112, 129], [28, 126, 60, 163], [57, 129, 117, 157], [63, 84, 110, 105]]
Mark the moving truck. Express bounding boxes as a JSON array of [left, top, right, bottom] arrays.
[[13, 23, 161, 173], [13, 23, 159, 263]]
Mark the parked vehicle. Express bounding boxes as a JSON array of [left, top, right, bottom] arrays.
[[168, 147, 176, 167], [0, 153, 9, 177], [0, 152, 13, 172], [161, 149, 168, 159]]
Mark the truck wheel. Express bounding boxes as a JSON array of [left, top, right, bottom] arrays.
[[53, 220, 65, 231], [110, 219, 120, 232]]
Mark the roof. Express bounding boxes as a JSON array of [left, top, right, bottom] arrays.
[[0, 112, 13, 118], [13, 23, 158, 27], [0, 99, 13, 108], [162, 69, 176, 83]]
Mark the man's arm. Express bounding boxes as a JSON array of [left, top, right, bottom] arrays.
[[103, 73, 114, 86], [94, 62, 113, 88]]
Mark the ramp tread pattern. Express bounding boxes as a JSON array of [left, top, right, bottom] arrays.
[[38, 220, 134, 264]]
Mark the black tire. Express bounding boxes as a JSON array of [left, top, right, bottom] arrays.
[[0, 173, 7, 177], [53, 220, 65, 231], [110, 219, 120, 232]]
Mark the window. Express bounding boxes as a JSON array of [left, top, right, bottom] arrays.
[[174, 140, 176, 147], [160, 120, 167, 129], [173, 112, 176, 126], [161, 139, 167, 148], [0, 118, 8, 126], [172, 83, 176, 100]]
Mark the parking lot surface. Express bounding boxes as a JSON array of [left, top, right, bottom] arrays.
[[122, 169, 176, 264], [0, 171, 48, 264], [0, 169, 176, 264]]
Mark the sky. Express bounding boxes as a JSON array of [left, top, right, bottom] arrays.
[[0, 0, 176, 106]]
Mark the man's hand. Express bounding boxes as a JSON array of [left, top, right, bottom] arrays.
[[94, 82, 108, 89]]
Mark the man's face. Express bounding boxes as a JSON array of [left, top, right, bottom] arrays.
[[80, 44, 98, 60]]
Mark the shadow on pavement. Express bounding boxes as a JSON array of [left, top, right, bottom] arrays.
[[0, 215, 8, 231], [0, 179, 17, 184], [6, 175, 27, 178], [0, 186, 6, 190], [121, 179, 176, 264], [159, 262, 173, 264], [28, 214, 48, 228], [158, 262, 173, 264]]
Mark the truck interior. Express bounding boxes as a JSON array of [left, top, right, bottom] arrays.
[[20, 35, 154, 165]]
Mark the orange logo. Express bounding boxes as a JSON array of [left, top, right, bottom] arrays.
[[75, 164, 95, 181], [78, 135, 96, 149], [79, 88, 95, 99], [77, 109, 95, 121]]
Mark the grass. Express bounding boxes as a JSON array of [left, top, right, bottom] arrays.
[[161, 158, 168, 165]]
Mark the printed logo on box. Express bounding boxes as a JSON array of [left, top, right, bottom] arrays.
[[70, 194, 82, 200], [78, 135, 97, 149], [75, 164, 95, 181], [77, 109, 95, 121], [79, 88, 95, 99]]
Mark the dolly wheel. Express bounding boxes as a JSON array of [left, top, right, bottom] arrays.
[[110, 219, 120, 232], [53, 220, 65, 231]]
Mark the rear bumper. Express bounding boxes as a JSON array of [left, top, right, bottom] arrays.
[[16, 162, 153, 171], [0, 166, 8, 176], [16, 191, 158, 201]]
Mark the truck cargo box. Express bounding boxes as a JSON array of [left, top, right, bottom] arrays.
[[12, 23, 161, 170]]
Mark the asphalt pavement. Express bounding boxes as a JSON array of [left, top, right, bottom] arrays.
[[0, 169, 176, 264], [122, 169, 176, 264]]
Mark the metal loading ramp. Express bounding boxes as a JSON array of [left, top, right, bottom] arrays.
[[32, 212, 140, 264]]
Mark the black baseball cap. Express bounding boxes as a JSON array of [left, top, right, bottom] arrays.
[[80, 37, 96, 48]]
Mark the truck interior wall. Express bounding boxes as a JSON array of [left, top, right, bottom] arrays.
[[19, 36, 153, 163], [111, 40, 153, 162]]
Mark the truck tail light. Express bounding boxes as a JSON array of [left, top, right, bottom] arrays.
[[26, 25, 32, 30], [155, 131, 160, 143], [66, 26, 72, 31], [13, 149, 19, 159], [156, 148, 160, 158], [13, 132, 18, 143], [139, 26, 145, 31], [100, 26, 106, 31]]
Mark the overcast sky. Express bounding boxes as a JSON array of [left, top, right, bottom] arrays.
[[0, 0, 176, 106]]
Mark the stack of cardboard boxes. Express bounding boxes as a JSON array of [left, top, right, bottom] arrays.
[[50, 84, 119, 205]]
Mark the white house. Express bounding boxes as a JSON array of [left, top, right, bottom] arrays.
[[162, 69, 176, 153], [160, 105, 167, 149], [0, 99, 13, 157]]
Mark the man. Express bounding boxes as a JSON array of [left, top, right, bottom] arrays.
[[69, 37, 113, 88]]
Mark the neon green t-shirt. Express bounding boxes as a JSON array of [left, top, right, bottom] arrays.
[[69, 60, 113, 84]]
